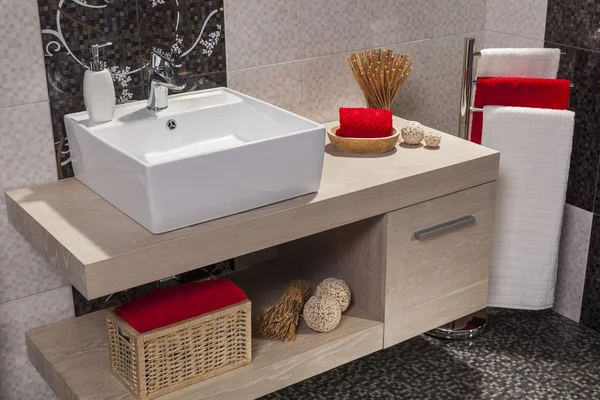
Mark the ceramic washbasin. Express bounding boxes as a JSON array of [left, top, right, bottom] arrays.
[[65, 88, 325, 234]]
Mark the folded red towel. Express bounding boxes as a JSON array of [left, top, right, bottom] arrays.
[[470, 77, 570, 144], [114, 279, 247, 333], [338, 108, 393, 138]]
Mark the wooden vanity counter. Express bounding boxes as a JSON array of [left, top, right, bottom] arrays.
[[6, 117, 498, 299], [7, 116, 499, 400]]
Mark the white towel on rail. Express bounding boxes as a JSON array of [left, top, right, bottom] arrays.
[[478, 48, 561, 78], [482, 106, 574, 310]]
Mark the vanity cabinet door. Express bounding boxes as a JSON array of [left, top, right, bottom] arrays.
[[384, 181, 496, 348]]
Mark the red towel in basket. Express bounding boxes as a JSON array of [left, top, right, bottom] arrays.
[[114, 279, 247, 333], [470, 77, 570, 144], [337, 108, 393, 138]]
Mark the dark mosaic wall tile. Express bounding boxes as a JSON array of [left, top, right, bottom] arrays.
[[181, 71, 227, 92], [38, 0, 145, 178], [545, 0, 600, 51], [581, 215, 600, 331], [545, 2, 600, 334], [138, 0, 226, 79], [37, 0, 226, 179], [545, 43, 600, 212]]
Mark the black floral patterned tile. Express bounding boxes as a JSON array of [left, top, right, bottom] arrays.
[[37, 0, 227, 179], [581, 215, 600, 331], [138, 0, 226, 94], [545, 0, 600, 51], [545, 43, 600, 212], [38, 0, 145, 178], [181, 71, 227, 92]]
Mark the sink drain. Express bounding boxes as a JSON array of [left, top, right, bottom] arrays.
[[166, 119, 177, 131]]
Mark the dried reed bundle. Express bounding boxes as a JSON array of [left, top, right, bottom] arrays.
[[347, 49, 413, 110], [256, 280, 311, 342]]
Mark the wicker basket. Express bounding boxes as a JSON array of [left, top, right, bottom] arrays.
[[105, 299, 252, 399]]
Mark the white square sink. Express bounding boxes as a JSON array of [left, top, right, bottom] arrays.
[[65, 88, 325, 234]]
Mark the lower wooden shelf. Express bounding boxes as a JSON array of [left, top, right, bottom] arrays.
[[26, 261, 384, 400]]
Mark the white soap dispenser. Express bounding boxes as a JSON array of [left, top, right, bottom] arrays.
[[83, 42, 116, 123]]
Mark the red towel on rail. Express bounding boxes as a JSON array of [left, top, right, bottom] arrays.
[[114, 279, 247, 333], [337, 108, 393, 138], [470, 77, 570, 144]]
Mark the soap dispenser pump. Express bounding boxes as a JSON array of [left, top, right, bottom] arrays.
[[83, 42, 116, 123]]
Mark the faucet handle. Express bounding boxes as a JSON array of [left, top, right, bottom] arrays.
[[151, 44, 182, 68]]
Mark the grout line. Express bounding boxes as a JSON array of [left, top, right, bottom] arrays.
[[228, 30, 487, 75], [226, 38, 432, 73], [482, 28, 600, 54], [0, 284, 71, 309], [483, 29, 545, 43], [300, 0, 304, 60], [0, 99, 49, 112], [543, 39, 600, 54]]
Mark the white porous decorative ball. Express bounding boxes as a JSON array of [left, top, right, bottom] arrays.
[[400, 121, 425, 145], [316, 278, 351, 312], [424, 131, 442, 148], [303, 295, 342, 333]]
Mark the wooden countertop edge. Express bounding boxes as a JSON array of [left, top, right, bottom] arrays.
[[6, 193, 90, 296]]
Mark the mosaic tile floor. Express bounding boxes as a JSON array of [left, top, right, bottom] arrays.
[[260, 309, 600, 399]]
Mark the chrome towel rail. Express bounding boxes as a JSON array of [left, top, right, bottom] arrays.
[[458, 39, 570, 135]]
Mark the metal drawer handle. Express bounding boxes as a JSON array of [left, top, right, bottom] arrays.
[[414, 215, 476, 241]]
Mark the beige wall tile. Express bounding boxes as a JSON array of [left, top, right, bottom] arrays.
[[371, 0, 432, 47], [0, 102, 57, 204], [427, 31, 484, 136], [301, 52, 364, 124], [302, 0, 371, 58], [228, 61, 303, 115], [0, 0, 48, 109], [486, 0, 548, 40], [225, 0, 302, 70], [389, 40, 431, 126], [431, 0, 485, 38], [0, 286, 73, 400], [554, 205, 593, 322]]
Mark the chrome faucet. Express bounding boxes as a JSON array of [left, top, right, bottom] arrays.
[[147, 45, 186, 110]]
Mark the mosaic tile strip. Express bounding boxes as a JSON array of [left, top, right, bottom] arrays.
[[546, 0, 600, 51], [544, 43, 600, 213], [37, 0, 226, 178]]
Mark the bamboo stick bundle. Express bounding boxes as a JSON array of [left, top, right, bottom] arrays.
[[346, 49, 413, 110]]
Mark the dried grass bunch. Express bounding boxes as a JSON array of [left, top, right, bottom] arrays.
[[256, 280, 311, 342], [347, 49, 413, 110]]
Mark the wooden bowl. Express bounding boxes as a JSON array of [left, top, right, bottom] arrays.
[[327, 125, 399, 154]]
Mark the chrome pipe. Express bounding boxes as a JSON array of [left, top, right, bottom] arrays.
[[458, 37, 476, 140]]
